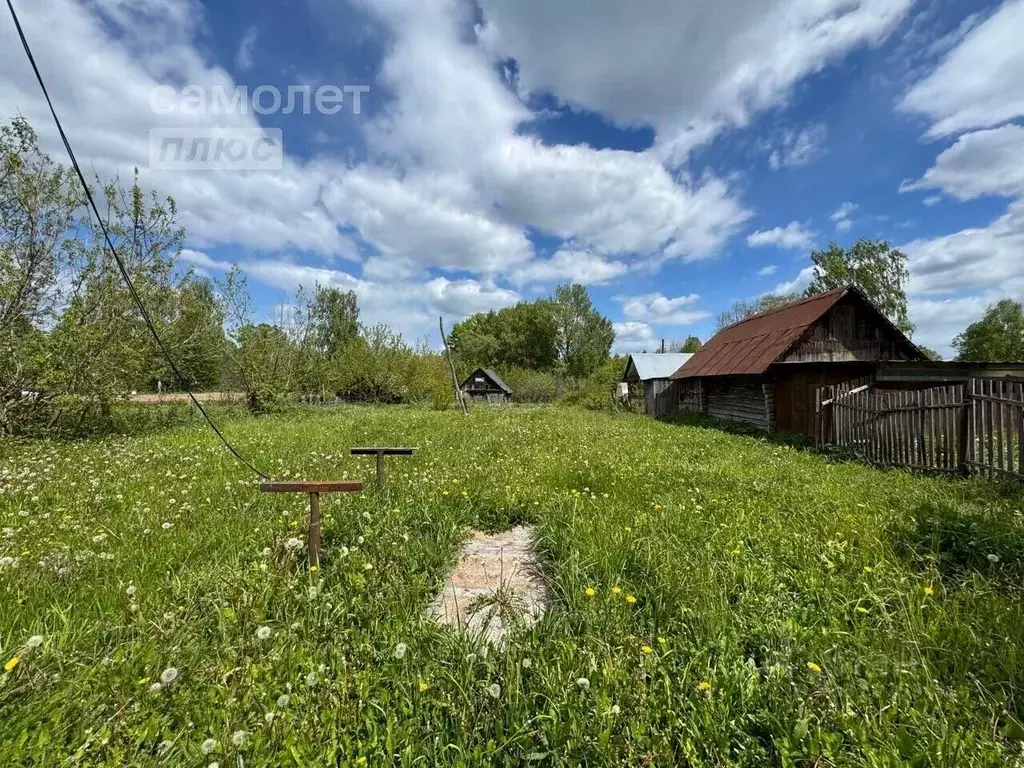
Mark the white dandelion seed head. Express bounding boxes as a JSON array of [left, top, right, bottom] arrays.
[[262, 547, 272, 557], [987, 553, 1000, 563], [284, 537, 304, 552], [307, 586, 318, 600], [149, 682, 163, 693], [208, 763, 219, 768], [305, 672, 318, 687], [162, 522, 173, 530], [610, 704, 621, 715], [200, 738, 219, 755], [264, 712, 275, 724], [394, 643, 407, 660], [276, 693, 290, 708], [487, 683, 501, 699], [521, 658, 532, 669], [160, 667, 178, 684], [26, 635, 43, 649], [576, 677, 590, 690], [338, 546, 350, 558], [0, 556, 14, 568], [363, 563, 373, 571], [231, 730, 247, 747], [256, 626, 272, 641], [126, 584, 136, 597], [356, 536, 365, 545], [157, 739, 173, 754]]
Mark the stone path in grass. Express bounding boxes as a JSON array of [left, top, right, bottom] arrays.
[[427, 526, 547, 646]]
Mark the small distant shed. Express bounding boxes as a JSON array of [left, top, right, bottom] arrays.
[[460, 367, 513, 404], [623, 353, 693, 416]]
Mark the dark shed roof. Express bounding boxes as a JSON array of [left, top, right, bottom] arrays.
[[461, 367, 513, 394], [671, 286, 918, 379]]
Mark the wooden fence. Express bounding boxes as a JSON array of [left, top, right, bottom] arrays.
[[816, 377, 1024, 481]]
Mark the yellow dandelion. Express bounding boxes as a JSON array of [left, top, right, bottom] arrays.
[[611, 586, 622, 595], [862, 566, 873, 573], [625, 595, 637, 605], [309, 565, 319, 573], [356, 758, 367, 765], [856, 606, 869, 615], [653, 504, 663, 511], [418, 680, 430, 693], [696, 680, 711, 693], [4, 656, 21, 673], [924, 586, 934, 596], [807, 662, 822, 674], [138, 676, 150, 685], [584, 587, 596, 598], [641, 645, 653, 655]]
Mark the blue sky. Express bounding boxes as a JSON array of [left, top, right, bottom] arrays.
[[3, 0, 1023, 357]]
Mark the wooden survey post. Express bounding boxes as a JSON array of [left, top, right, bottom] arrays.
[[350, 447, 416, 486], [258, 480, 363, 568]]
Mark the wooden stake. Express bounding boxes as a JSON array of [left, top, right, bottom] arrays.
[[308, 491, 321, 569], [440, 316, 469, 416], [259, 480, 363, 568]]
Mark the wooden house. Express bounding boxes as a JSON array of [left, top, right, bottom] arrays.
[[669, 286, 925, 435], [460, 367, 513, 404], [622, 353, 693, 416]]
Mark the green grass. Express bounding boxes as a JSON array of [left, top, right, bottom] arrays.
[[2, 405, 1024, 766]]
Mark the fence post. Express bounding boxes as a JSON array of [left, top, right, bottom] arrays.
[[957, 383, 972, 477]]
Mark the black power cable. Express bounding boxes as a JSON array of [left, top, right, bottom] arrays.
[[6, 0, 269, 480]]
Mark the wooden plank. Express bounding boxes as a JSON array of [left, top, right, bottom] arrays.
[[974, 378, 982, 476], [986, 380, 995, 479], [926, 388, 935, 469], [996, 380, 1005, 474], [259, 481, 364, 493], [350, 447, 417, 455]]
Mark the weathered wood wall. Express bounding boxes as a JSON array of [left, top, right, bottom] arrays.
[[645, 379, 678, 417], [704, 377, 771, 430], [782, 298, 917, 363], [678, 379, 703, 413]]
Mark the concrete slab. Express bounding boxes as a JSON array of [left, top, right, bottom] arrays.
[[428, 526, 547, 646]]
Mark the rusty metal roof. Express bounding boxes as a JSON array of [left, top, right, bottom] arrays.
[[671, 287, 850, 378]]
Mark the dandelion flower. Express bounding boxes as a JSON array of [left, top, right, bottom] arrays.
[[576, 677, 590, 690], [231, 730, 247, 747], [262, 547, 272, 557], [277, 694, 290, 708], [338, 546, 350, 558], [200, 738, 219, 755], [521, 658, 532, 669], [697, 680, 712, 693], [610, 586, 621, 595], [486, 682, 501, 699], [987, 553, 1000, 564], [157, 739, 173, 754], [308, 586, 318, 600], [856, 606, 869, 615], [862, 566, 873, 573], [641, 645, 653, 655], [160, 667, 178, 684], [625, 595, 637, 605], [610, 704, 621, 715], [256, 626, 272, 641], [161, 522, 173, 530], [149, 682, 163, 693], [363, 563, 374, 571], [208, 762, 219, 768], [584, 587, 596, 598], [418, 680, 430, 693], [807, 662, 822, 674], [264, 712, 275, 724], [126, 584, 136, 597], [305, 672, 319, 687], [5, 656, 21, 672], [26, 635, 43, 649], [924, 586, 934, 596], [394, 643, 407, 660]]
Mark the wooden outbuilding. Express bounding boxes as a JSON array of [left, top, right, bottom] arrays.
[[622, 353, 693, 416], [460, 367, 513, 404], [669, 286, 925, 435]]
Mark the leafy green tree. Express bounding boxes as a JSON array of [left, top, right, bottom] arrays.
[[308, 285, 359, 357], [805, 239, 913, 335], [676, 335, 702, 352], [552, 283, 614, 377], [448, 300, 557, 371], [161, 277, 225, 390], [716, 293, 800, 330], [917, 345, 943, 361], [953, 300, 1024, 361]]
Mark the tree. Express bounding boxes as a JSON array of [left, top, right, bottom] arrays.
[[716, 293, 799, 330], [917, 345, 943, 361], [552, 283, 614, 377], [161, 277, 225, 390], [805, 239, 913, 335], [675, 335, 702, 353], [308, 285, 359, 358], [448, 300, 557, 371], [953, 300, 1024, 361]]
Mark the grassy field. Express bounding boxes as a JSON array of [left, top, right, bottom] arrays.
[[2, 406, 1024, 766]]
